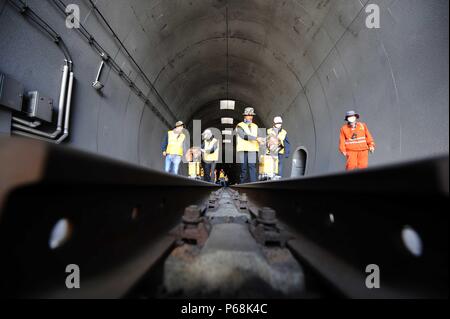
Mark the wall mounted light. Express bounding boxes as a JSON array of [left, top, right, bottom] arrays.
[[92, 60, 105, 91]]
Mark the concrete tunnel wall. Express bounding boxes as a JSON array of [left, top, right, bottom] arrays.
[[0, 0, 448, 177]]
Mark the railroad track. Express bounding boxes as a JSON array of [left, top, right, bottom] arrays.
[[0, 138, 448, 298]]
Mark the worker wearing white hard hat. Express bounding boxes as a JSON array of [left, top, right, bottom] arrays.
[[201, 129, 219, 182], [235, 107, 265, 183], [267, 116, 291, 177]]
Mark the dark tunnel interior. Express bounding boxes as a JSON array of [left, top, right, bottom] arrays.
[[0, 0, 449, 301]]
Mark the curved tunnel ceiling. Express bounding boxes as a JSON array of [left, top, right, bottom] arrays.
[[0, 0, 448, 176], [144, 0, 327, 124]]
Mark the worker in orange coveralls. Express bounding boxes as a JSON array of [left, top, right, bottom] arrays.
[[339, 111, 376, 171]]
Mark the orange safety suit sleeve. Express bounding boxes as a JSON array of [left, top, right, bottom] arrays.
[[339, 127, 347, 154], [364, 123, 375, 148]]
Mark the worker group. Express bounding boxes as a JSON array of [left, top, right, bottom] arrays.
[[162, 108, 375, 184]]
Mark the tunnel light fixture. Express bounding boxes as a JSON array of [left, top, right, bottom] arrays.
[[220, 100, 235, 110], [401, 225, 423, 257], [222, 130, 233, 135], [221, 117, 234, 125], [49, 218, 73, 250], [92, 60, 105, 91]]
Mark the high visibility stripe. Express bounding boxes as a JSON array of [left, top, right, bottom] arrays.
[[346, 137, 367, 144], [345, 140, 367, 145], [352, 137, 367, 140]]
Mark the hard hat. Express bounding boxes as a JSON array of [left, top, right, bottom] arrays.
[[345, 111, 360, 120], [175, 121, 184, 128], [243, 107, 256, 116], [202, 129, 212, 139], [274, 116, 283, 124]]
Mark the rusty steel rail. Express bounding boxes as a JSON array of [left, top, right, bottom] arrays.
[[0, 138, 217, 298], [0, 137, 448, 298], [234, 155, 449, 298]]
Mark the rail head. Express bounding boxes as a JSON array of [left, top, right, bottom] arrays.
[[233, 155, 449, 195]]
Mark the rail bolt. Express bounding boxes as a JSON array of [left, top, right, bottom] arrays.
[[183, 205, 202, 224], [258, 207, 277, 225]]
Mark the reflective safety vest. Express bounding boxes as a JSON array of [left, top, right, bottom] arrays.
[[188, 162, 201, 177], [236, 122, 259, 152], [259, 155, 279, 175], [219, 171, 225, 179], [166, 130, 185, 156], [267, 128, 287, 154], [339, 122, 375, 153], [203, 138, 219, 162]]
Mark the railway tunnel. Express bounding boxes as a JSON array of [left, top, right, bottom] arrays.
[[0, 0, 448, 299]]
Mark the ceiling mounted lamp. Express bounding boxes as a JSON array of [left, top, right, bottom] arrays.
[[220, 100, 235, 110], [221, 117, 234, 125], [222, 130, 233, 135]]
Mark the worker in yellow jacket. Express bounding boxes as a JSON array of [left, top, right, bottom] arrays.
[[218, 169, 227, 186], [201, 129, 219, 182], [162, 121, 187, 175], [235, 107, 264, 183]]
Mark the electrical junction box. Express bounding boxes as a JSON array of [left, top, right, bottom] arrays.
[[0, 73, 24, 111], [24, 91, 53, 123]]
